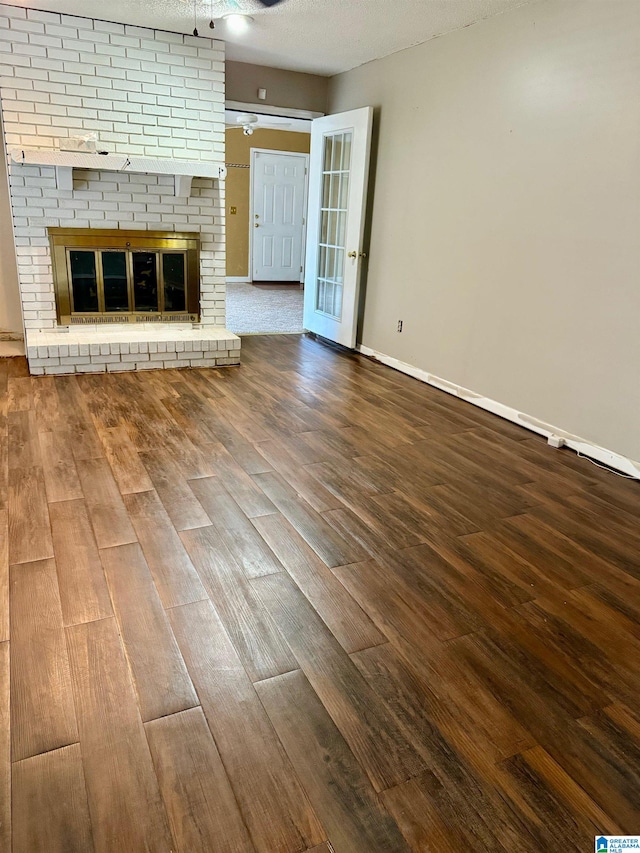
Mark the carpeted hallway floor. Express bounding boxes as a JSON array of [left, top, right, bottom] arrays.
[[225, 282, 304, 335]]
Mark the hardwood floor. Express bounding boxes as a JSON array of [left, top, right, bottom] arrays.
[[2, 334, 639, 852]]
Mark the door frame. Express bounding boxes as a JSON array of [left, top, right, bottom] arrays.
[[249, 148, 310, 285]]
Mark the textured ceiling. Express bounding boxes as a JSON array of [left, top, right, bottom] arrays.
[[5, 0, 530, 75]]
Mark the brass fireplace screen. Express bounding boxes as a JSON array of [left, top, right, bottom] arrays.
[[49, 228, 200, 324]]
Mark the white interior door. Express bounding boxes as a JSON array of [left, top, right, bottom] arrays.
[[251, 149, 308, 282], [303, 107, 373, 348]]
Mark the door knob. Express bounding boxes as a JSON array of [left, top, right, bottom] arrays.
[[347, 251, 357, 258], [254, 223, 260, 228]]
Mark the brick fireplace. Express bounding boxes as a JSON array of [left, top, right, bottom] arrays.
[[0, 3, 240, 374]]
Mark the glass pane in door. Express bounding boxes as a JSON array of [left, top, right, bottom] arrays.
[[316, 131, 352, 319], [132, 252, 158, 312], [102, 252, 129, 312], [162, 253, 186, 312], [69, 250, 99, 312]]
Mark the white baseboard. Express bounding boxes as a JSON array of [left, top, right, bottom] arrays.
[[226, 276, 251, 283], [357, 344, 640, 481]]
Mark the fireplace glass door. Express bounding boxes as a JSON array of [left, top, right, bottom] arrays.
[[132, 252, 159, 313], [69, 251, 99, 313], [102, 251, 129, 313], [50, 229, 200, 324]]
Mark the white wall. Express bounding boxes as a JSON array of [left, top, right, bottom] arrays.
[[0, 112, 22, 335], [328, 0, 640, 464]]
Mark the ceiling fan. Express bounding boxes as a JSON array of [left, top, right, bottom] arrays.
[[188, 0, 287, 36], [233, 112, 292, 134]]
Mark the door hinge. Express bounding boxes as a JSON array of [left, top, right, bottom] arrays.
[[300, 265, 303, 273], [305, 167, 308, 175]]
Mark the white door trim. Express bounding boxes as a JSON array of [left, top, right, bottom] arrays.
[[249, 148, 310, 284], [303, 107, 374, 348]]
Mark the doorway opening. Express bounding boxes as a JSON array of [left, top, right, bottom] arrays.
[[225, 114, 310, 335]]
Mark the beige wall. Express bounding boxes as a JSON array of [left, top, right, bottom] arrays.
[[328, 0, 640, 463], [226, 60, 328, 113], [0, 113, 22, 334], [226, 127, 310, 278]]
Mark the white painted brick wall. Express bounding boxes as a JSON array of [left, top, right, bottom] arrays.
[[0, 4, 233, 374]]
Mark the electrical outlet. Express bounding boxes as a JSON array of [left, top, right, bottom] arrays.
[[397, 320, 403, 333]]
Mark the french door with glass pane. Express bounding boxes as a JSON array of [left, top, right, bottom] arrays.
[[303, 107, 373, 348]]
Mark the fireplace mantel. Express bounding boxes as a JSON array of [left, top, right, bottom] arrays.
[[10, 149, 227, 198]]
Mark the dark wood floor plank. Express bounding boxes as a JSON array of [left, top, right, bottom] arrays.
[[168, 599, 325, 853], [180, 525, 297, 682], [100, 543, 198, 722], [381, 773, 471, 853], [6, 376, 32, 413], [256, 439, 343, 513], [224, 437, 274, 475], [527, 500, 640, 577], [491, 513, 612, 590], [96, 423, 155, 495], [257, 670, 410, 853], [251, 572, 424, 791], [10, 558, 78, 762], [11, 744, 95, 853], [38, 429, 84, 503], [201, 441, 277, 518], [351, 642, 534, 782], [0, 642, 9, 853], [252, 513, 385, 654], [55, 377, 105, 462], [496, 745, 622, 844], [252, 471, 366, 568], [139, 447, 212, 531], [8, 466, 54, 565], [66, 616, 174, 853], [76, 457, 137, 549], [189, 477, 285, 578], [333, 560, 443, 659], [49, 499, 113, 626], [8, 409, 40, 472], [327, 480, 431, 553], [145, 708, 257, 853], [452, 530, 561, 607], [451, 630, 640, 831], [123, 489, 208, 609], [32, 375, 62, 430]]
